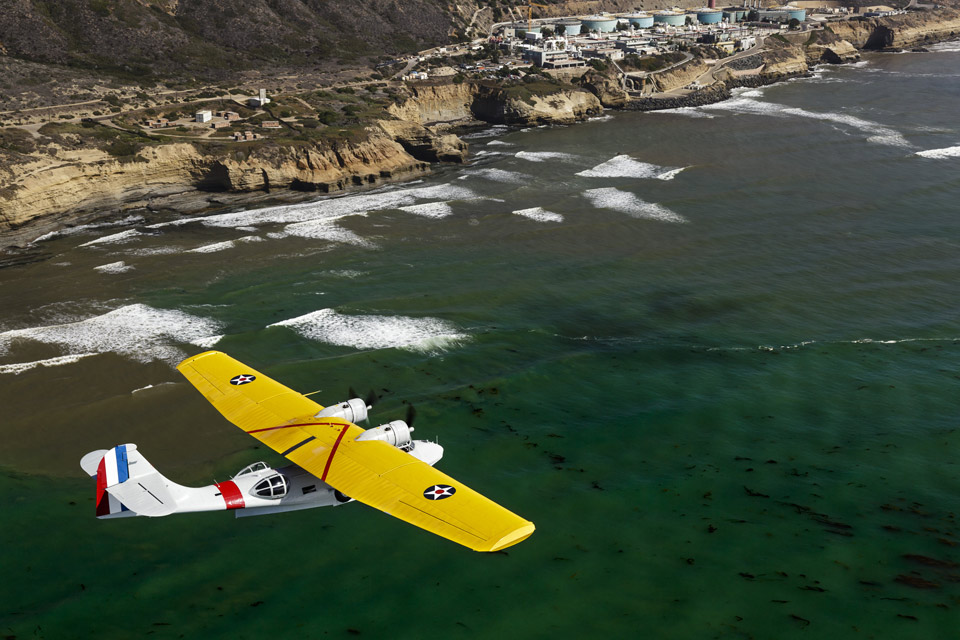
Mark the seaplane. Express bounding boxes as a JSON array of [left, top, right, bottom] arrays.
[[80, 351, 535, 552]]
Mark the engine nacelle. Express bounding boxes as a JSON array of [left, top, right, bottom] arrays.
[[315, 398, 368, 424], [356, 420, 414, 449]]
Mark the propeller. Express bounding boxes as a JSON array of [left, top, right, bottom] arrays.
[[405, 403, 417, 430]]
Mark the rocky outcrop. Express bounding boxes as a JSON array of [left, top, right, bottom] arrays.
[[575, 69, 629, 108], [760, 38, 810, 77], [472, 84, 601, 125], [389, 80, 602, 126], [377, 120, 468, 163], [387, 82, 479, 125], [830, 9, 960, 50], [803, 29, 861, 64]]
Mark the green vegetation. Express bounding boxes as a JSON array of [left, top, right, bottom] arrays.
[[0, 128, 37, 155]]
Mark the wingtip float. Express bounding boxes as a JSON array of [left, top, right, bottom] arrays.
[[81, 350, 535, 553]]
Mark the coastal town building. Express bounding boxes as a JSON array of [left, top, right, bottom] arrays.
[[146, 118, 169, 129], [232, 131, 260, 141], [261, 120, 281, 129], [195, 110, 212, 123]]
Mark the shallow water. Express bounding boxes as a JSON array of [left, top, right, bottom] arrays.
[[3, 46, 960, 638]]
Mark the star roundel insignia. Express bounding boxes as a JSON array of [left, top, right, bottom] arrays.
[[230, 374, 256, 386], [423, 484, 456, 500]]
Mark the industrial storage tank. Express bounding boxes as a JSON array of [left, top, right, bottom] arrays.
[[509, 21, 541, 33], [581, 15, 619, 32], [723, 7, 747, 22], [556, 19, 582, 35], [653, 10, 686, 26], [785, 6, 807, 21], [697, 8, 723, 24], [624, 12, 655, 29]]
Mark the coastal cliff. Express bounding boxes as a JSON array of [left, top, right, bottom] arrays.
[[388, 80, 601, 126], [0, 124, 438, 234], [2, 81, 598, 241], [830, 9, 960, 50]]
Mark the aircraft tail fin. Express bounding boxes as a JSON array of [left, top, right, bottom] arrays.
[[81, 444, 178, 518]]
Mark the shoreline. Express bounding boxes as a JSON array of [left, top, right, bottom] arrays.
[[2, 17, 959, 258]]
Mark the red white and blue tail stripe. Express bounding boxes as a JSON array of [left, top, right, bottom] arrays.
[[82, 445, 133, 518]]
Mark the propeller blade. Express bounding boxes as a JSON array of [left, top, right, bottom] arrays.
[[349, 386, 360, 400], [405, 403, 417, 428], [365, 388, 378, 409]]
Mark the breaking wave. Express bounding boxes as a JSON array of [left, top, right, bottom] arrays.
[[582, 188, 687, 223], [513, 207, 564, 223], [0, 304, 222, 365], [463, 167, 530, 184], [915, 145, 960, 159], [515, 151, 580, 163], [79, 229, 144, 247], [702, 96, 911, 147], [576, 154, 686, 180], [93, 261, 134, 274], [0, 353, 99, 375], [268, 308, 467, 352], [398, 202, 453, 218]]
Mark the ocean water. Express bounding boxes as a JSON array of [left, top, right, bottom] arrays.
[[3, 45, 960, 639]]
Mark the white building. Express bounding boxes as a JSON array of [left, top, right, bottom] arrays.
[[248, 88, 271, 108], [195, 110, 212, 123]]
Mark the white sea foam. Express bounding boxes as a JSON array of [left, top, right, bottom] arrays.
[[30, 215, 144, 244], [0, 353, 100, 375], [280, 219, 377, 248], [0, 304, 222, 364], [577, 154, 680, 179], [79, 229, 144, 247], [513, 207, 564, 223], [190, 334, 223, 349], [328, 269, 365, 279], [147, 184, 476, 230], [515, 151, 580, 163], [131, 381, 177, 394], [651, 107, 716, 119], [583, 188, 687, 223], [124, 246, 182, 256], [269, 308, 467, 352], [464, 167, 530, 184], [187, 236, 264, 254], [486, 140, 513, 147], [657, 167, 687, 181], [928, 40, 960, 53], [915, 145, 960, 159], [461, 125, 510, 139], [398, 202, 453, 218], [703, 97, 911, 147], [94, 261, 134, 274]]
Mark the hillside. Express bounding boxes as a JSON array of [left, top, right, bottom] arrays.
[[0, 0, 459, 79]]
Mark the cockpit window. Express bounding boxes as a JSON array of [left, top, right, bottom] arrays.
[[252, 474, 288, 499], [235, 462, 269, 477]]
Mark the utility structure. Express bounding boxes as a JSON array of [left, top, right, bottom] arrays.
[[524, 3, 547, 31]]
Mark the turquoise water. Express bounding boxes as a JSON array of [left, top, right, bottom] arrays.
[[2, 46, 960, 638]]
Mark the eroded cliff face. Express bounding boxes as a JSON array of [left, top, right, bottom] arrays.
[[388, 80, 602, 126], [1, 78, 602, 241], [830, 9, 960, 49], [0, 126, 433, 233]]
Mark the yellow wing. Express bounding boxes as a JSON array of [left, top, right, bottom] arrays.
[[177, 351, 534, 552]]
